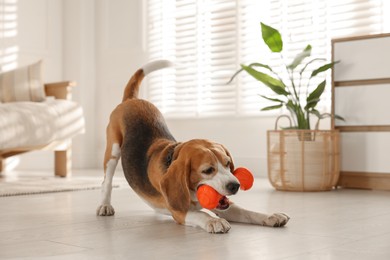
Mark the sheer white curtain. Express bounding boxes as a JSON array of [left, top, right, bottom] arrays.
[[147, 0, 388, 118]]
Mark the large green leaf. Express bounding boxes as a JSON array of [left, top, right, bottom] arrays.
[[286, 100, 308, 129], [261, 104, 283, 111], [306, 80, 326, 110], [299, 58, 326, 75], [310, 61, 340, 78], [241, 65, 289, 96], [288, 44, 312, 70], [334, 114, 345, 121], [261, 22, 283, 53], [227, 63, 273, 84], [247, 62, 273, 72], [319, 113, 345, 121], [309, 109, 321, 118], [305, 98, 320, 111], [259, 95, 285, 103]]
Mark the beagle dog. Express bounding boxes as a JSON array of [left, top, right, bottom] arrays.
[[97, 60, 289, 233]]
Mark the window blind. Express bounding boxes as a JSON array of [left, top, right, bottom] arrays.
[[147, 0, 388, 118]]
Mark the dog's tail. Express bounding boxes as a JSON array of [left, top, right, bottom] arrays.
[[122, 59, 174, 102]]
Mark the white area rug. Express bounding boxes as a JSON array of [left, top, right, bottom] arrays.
[[0, 176, 128, 197]]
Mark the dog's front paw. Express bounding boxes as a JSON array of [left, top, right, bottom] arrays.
[[262, 213, 290, 227], [206, 218, 231, 234], [96, 204, 115, 216]]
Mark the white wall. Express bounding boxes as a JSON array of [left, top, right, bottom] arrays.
[[21, 0, 99, 170], [95, 0, 148, 168], [62, 0, 97, 169], [13, 0, 98, 170], [12, 0, 65, 170], [14, 0, 149, 172], [17, 0, 63, 78]]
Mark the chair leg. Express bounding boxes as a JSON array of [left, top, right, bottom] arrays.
[[55, 146, 72, 177]]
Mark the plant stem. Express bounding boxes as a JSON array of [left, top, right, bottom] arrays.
[[306, 77, 311, 97], [280, 53, 309, 129], [281, 53, 300, 104]]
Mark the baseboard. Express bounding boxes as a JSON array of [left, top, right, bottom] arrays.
[[337, 171, 390, 191]]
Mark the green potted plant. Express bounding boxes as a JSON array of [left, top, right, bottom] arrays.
[[229, 22, 342, 191]]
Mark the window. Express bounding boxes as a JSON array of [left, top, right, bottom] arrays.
[[147, 0, 388, 118]]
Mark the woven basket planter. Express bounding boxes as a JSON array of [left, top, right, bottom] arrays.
[[267, 129, 340, 191]]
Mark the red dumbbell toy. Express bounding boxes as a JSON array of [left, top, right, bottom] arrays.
[[196, 185, 223, 209], [196, 167, 254, 209], [233, 167, 254, 190]]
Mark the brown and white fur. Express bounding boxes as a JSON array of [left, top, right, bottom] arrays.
[[97, 60, 289, 233]]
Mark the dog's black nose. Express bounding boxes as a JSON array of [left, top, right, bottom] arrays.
[[226, 182, 240, 194]]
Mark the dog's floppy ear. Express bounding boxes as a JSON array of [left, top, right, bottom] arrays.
[[221, 144, 235, 172], [160, 153, 191, 223]]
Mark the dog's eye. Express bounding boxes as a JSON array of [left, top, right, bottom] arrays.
[[202, 167, 215, 175]]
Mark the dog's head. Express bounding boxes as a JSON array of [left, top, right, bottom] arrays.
[[160, 139, 239, 213]]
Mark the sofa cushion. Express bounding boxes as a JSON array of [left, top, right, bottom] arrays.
[[0, 99, 85, 151], [0, 61, 46, 103]]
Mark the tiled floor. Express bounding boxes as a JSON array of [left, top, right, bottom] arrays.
[[0, 170, 390, 259]]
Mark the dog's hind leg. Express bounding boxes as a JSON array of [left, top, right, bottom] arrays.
[[97, 122, 122, 216]]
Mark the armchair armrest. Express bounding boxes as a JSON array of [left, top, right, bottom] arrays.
[[44, 81, 77, 100]]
